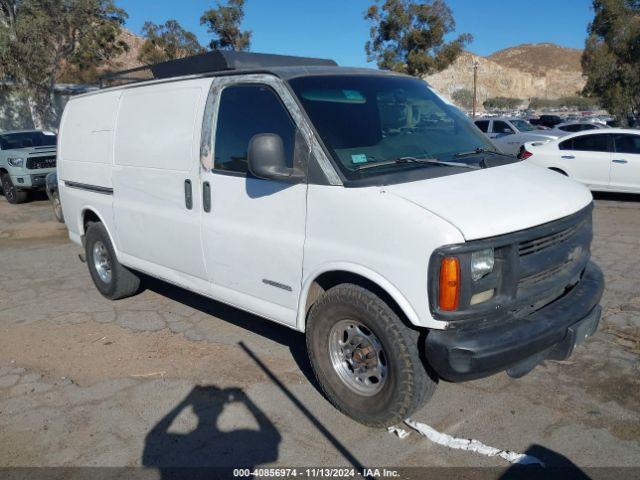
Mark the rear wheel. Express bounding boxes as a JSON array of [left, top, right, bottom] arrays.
[[51, 190, 64, 223], [1, 174, 28, 204], [85, 222, 140, 300], [306, 284, 436, 427]]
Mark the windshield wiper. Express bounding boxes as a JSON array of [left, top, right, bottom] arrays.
[[354, 156, 479, 172], [454, 147, 503, 158]]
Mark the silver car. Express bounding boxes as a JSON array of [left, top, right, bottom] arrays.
[[474, 117, 558, 155]]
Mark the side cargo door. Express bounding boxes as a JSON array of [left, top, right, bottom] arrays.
[[199, 77, 309, 326], [112, 82, 210, 290]]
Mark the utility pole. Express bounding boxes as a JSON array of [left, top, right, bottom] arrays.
[[472, 61, 479, 118]]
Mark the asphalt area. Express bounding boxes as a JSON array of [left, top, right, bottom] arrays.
[[0, 191, 639, 477]]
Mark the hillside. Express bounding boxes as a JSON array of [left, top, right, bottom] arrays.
[[425, 43, 586, 104]]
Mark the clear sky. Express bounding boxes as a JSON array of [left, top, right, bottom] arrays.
[[116, 0, 594, 67]]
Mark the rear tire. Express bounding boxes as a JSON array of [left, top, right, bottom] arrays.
[[51, 190, 64, 223], [85, 222, 140, 300], [1, 174, 28, 204], [306, 284, 436, 427]]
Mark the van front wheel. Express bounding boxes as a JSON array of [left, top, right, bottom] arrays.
[[85, 222, 140, 300], [306, 284, 436, 427]]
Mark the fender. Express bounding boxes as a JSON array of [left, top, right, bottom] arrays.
[[296, 262, 422, 331], [78, 206, 120, 259]]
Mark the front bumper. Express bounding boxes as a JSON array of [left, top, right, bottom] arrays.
[[11, 171, 52, 190], [425, 261, 604, 381]]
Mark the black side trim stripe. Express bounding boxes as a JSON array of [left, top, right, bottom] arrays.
[[262, 279, 293, 292], [64, 181, 113, 195]]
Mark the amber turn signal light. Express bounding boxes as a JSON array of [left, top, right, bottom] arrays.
[[439, 257, 460, 311]]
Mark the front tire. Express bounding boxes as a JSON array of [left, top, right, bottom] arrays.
[[1, 174, 28, 204], [306, 284, 436, 427], [85, 222, 140, 300]]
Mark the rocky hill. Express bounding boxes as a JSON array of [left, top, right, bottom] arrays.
[[425, 43, 585, 104]]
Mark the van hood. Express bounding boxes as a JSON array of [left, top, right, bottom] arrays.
[[384, 162, 593, 241]]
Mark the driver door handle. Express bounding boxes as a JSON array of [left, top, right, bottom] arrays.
[[203, 181, 211, 212], [561, 155, 575, 159], [184, 179, 193, 210], [612, 159, 628, 164]]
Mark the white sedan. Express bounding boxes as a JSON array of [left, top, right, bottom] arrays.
[[520, 128, 640, 193]]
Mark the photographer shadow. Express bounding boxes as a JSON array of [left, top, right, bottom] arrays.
[[142, 385, 281, 478]]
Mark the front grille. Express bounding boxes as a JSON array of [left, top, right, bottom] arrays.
[[513, 209, 592, 316], [518, 222, 581, 256], [519, 260, 573, 288], [26, 155, 56, 170]]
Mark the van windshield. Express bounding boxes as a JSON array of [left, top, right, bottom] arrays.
[[288, 75, 495, 180]]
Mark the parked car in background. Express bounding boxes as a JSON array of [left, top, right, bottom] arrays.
[[538, 114, 564, 128], [546, 121, 609, 137], [45, 171, 64, 222], [474, 117, 558, 155], [520, 128, 640, 193], [58, 51, 604, 427], [0, 130, 57, 204]]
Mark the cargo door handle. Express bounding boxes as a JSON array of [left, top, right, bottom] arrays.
[[561, 155, 575, 159], [184, 179, 193, 210], [612, 159, 628, 164], [203, 181, 211, 212]]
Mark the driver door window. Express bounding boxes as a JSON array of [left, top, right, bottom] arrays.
[[214, 84, 296, 174]]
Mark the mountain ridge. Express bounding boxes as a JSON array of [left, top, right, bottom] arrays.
[[425, 43, 585, 103]]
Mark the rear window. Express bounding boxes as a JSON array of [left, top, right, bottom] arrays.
[[613, 134, 640, 154], [0, 131, 57, 150], [560, 134, 609, 152]]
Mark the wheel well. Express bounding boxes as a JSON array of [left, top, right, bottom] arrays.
[[549, 167, 568, 176], [82, 209, 101, 233], [305, 271, 407, 325], [0, 168, 7, 176]]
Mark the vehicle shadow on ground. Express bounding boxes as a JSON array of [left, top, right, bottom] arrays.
[[142, 384, 281, 478], [593, 191, 640, 203], [499, 444, 590, 479], [141, 275, 319, 390]]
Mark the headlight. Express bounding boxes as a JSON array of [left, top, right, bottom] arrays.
[[471, 248, 494, 281], [7, 157, 25, 168]]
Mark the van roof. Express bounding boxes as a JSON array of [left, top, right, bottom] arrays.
[[93, 50, 406, 96]]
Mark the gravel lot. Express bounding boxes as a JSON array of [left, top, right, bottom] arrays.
[[0, 193, 639, 476]]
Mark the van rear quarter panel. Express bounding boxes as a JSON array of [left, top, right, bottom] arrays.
[[58, 90, 122, 243]]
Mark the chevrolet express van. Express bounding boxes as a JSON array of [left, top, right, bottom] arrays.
[[58, 51, 604, 427]]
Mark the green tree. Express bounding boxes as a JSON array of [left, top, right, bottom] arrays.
[[483, 97, 522, 110], [138, 20, 203, 65], [364, 0, 472, 76], [200, 0, 251, 51], [582, 0, 640, 124], [451, 88, 473, 109], [0, 0, 128, 128]]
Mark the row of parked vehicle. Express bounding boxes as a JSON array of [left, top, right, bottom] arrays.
[[473, 117, 640, 192]]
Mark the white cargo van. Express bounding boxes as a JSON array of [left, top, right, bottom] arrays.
[[58, 51, 604, 427]]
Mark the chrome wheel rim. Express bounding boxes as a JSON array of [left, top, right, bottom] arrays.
[[328, 319, 388, 396], [92, 241, 112, 284]]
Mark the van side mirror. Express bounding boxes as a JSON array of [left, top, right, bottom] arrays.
[[248, 134, 304, 182]]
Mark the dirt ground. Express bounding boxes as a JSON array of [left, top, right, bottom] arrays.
[[0, 192, 639, 478]]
